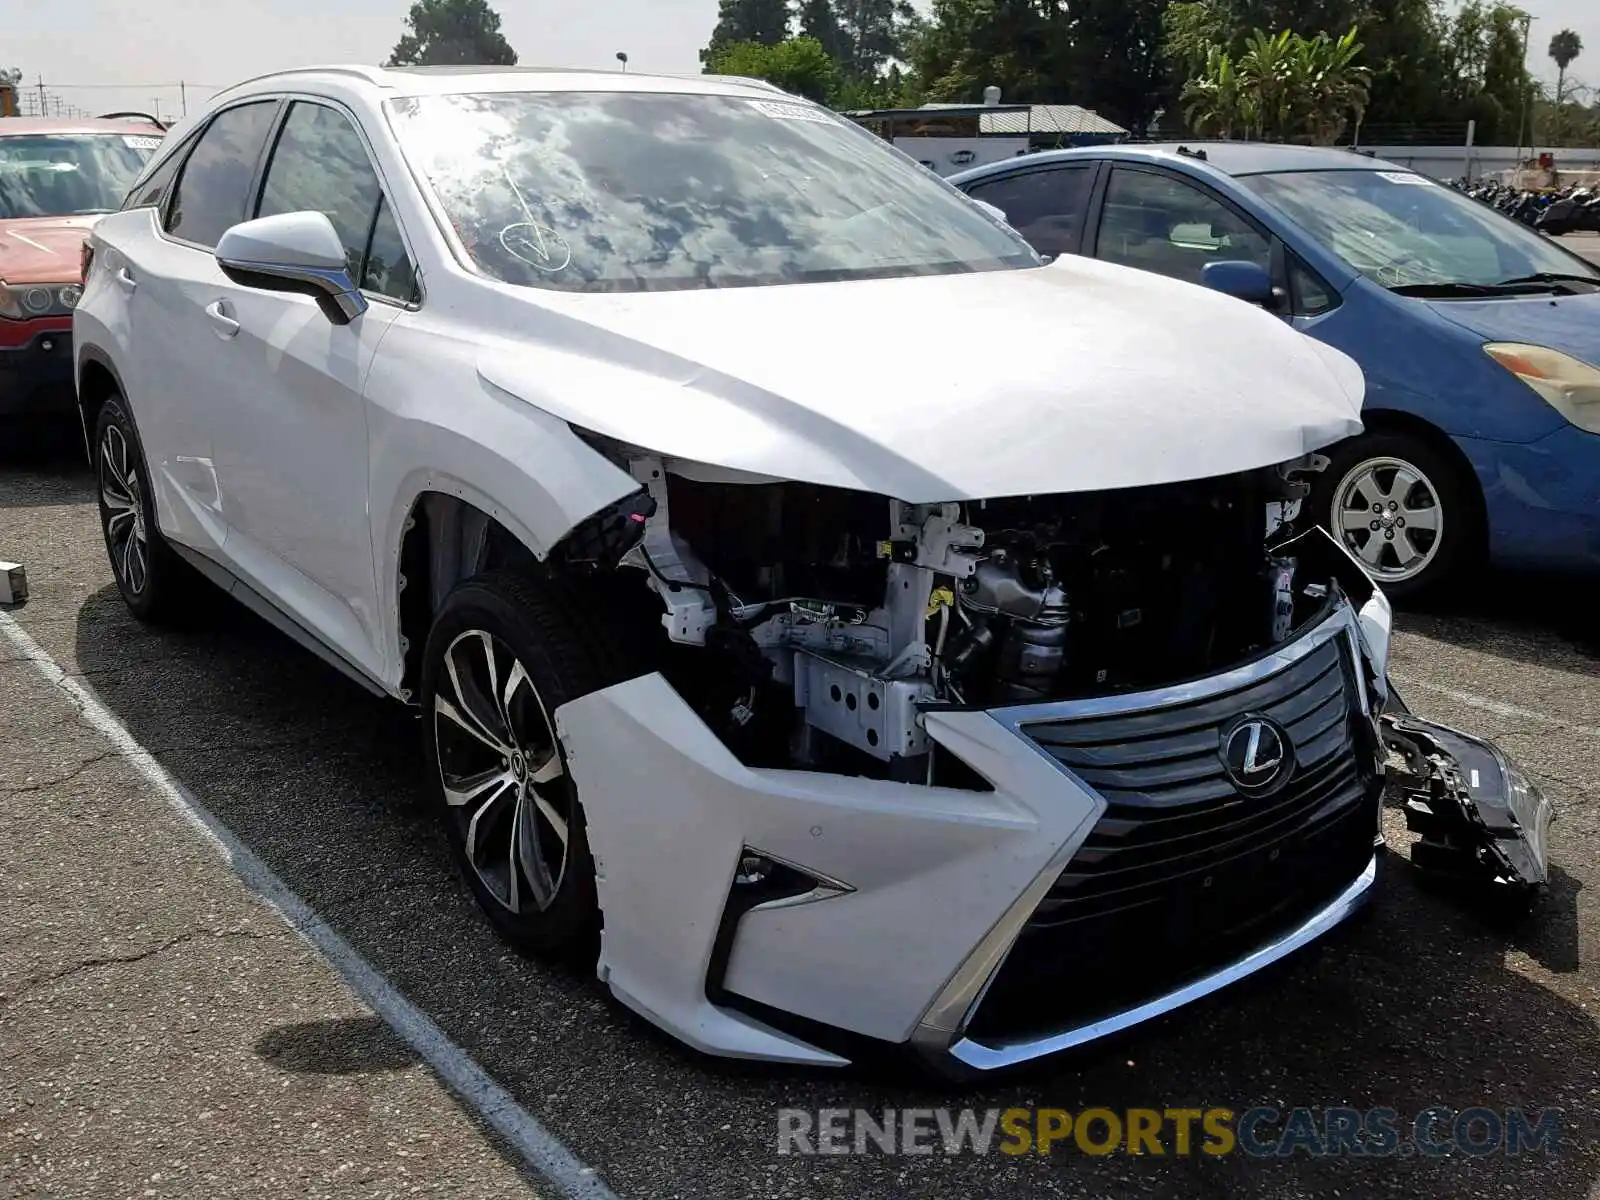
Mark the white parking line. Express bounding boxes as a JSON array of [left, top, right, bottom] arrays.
[[1390, 670, 1600, 740], [0, 609, 621, 1200]]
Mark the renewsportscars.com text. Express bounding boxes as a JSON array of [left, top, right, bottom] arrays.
[[776, 1106, 1562, 1158]]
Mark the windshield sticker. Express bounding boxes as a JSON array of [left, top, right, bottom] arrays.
[[122, 135, 163, 151], [747, 99, 836, 125], [1376, 170, 1432, 185]]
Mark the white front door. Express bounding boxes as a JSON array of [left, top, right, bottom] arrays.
[[204, 99, 419, 680]]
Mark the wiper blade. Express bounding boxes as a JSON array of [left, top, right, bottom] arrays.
[[1388, 281, 1511, 297], [1389, 278, 1577, 298], [1494, 271, 1600, 290]]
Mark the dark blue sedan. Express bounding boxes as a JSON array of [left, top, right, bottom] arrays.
[[950, 144, 1600, 597]]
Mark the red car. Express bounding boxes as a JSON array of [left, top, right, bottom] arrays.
[[0, 115, 163, 416]]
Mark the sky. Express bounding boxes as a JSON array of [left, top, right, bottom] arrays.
[[6, 0, 1598, 125]]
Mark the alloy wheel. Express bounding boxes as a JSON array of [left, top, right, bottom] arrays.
[[1330, 455, 1444, 583], [432, 629, 571, 914], [100, 424, 150, 595]]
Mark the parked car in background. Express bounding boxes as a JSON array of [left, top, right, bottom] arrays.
[[951, 144, 1600, 598], [74, 70, 1547, 1075], [0, 115, 163, 418]]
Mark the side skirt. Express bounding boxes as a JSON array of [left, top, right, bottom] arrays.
[[166, 541, 391, 700]]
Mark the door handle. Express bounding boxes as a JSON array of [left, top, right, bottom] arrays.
[[114, 266, 137, 293], [204, 299, 240, 340]]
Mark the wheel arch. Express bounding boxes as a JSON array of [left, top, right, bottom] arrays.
[[1354, 408, 1487, 542], [75, 346, 127, 461], [390, 478, 657, 703]]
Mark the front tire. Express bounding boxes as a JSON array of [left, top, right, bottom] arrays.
[[1312, 430, 1477, 602], [94, 396, 189, 623], [420, 571, 610, 958]]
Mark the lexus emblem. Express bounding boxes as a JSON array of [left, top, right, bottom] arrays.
[[1219, 714, 1295, 795]]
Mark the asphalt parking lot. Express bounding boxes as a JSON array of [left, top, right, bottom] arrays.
[[4, 248, 1600, 1196]]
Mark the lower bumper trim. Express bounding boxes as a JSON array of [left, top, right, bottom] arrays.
[[946, 851, 1380, 1072]]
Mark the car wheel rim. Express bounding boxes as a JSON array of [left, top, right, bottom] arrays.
[[433, 629, 570, 914], [100, 425, 149, 595], [1330, 455, 1444, 583]]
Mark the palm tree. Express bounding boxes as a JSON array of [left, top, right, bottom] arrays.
[[1297, 28, 1371, 145], [1182, 46, 1257, 140], [1548, 29, 1583, 144], [1238, 29, 1297, 140]]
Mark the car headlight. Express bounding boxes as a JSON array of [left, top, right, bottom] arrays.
[[1484, 342, 1600, 434], [0, 282, 81, 319]]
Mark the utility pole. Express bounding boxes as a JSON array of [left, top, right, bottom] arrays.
[[180, 81, 187, 116], [1514, 12, 1534, 167], [36, 74, 45, 115]]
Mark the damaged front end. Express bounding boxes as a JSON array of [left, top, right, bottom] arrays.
[[549, 434, 1552, 1071]]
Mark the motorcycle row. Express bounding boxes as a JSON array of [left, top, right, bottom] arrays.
[[1449, 178, 1600, 235]]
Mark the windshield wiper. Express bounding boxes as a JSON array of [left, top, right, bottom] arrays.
[[1387, 281, 1518, 297], [1388, 278, 1581, 298], [1493, 271, 1600, 291]]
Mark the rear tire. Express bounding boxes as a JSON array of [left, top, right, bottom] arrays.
[[93, 395, 192, 623], [421, 571, 620, 959], [1311, 430, 1478, 603]]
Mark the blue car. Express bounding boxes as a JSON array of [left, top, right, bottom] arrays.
[[950, 144, 1600, 598]]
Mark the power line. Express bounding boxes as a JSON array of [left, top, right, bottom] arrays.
[[28, 82, 225, 90]]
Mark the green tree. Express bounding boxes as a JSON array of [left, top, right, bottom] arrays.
[[907, 0, 1069, 105], [387, 0, 517, 66], [797, 0, 847, 64], [1182, 45, 1252, 137], [705, 37, 839, 102], [1065, 0, 1169, 132], [1297, 28, 1372, 143], [1181, 26, 1368, 143], [1163, 1, 1232, 84], [1548, 29, 1583, 142], [835, 0, 917, 78], [701, 0, 793, 65]]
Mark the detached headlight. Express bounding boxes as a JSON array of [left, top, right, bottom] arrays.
[[0, 282, 81, 320], [1484, 342, 1600, 434]]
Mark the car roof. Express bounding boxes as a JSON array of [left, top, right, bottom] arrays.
[[955, 141, 1410, 182], [208, 63, 793, 104], [0, 116, 165, 137]]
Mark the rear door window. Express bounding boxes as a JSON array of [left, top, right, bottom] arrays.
[[965, 165, 1096, 257], [165, 101, 280, 248]]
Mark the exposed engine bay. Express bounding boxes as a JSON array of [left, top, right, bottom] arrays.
[[577, 443, 1346, 784]]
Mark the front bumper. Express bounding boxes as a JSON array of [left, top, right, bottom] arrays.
[[0, 320, 74, 416], [556, 601, 1401, 1073]]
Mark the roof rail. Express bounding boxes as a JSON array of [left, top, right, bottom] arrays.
[[210, 64, 392, 100], [692, 74, 790, 96], [96, 110, 167, 131]]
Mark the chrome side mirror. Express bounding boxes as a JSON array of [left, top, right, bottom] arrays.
[[214, 211, 368, 326]]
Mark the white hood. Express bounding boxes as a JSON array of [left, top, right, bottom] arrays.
[[478, 255, 1365, 503]]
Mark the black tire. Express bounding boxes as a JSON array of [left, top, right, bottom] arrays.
[[93, 395, 190, 623], [421, 570, 620, 959], [1310, 430, 1479, 603]]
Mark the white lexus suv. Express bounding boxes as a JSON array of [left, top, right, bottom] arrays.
[[74, 65, 1549, 1075]]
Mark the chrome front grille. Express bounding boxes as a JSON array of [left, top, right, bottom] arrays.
[[965, 626, 1381, 1042], [1024, 634, 1366, 926]]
